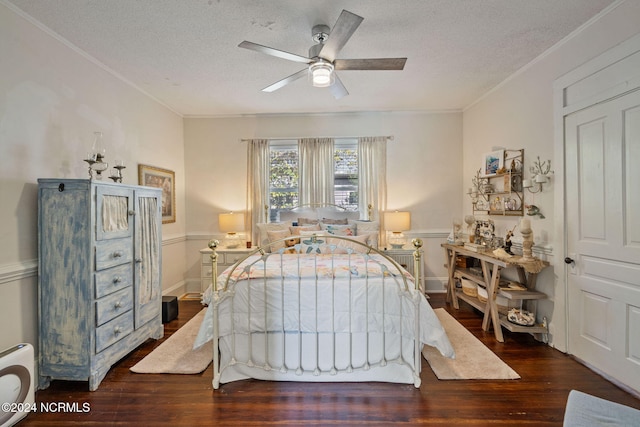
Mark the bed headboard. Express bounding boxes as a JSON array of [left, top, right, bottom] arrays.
[[276, 203, 361, 224]]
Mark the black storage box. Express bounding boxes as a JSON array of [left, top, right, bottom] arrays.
[[162, 295, 178, 323]]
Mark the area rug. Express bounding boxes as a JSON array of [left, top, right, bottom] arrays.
[[130, 308, 212, 374], [422, 308, 520, 380]]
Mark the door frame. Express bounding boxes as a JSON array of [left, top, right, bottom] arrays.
[[553, 32, 640, 353]]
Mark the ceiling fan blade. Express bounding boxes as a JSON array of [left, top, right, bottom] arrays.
[[319, 10, 364, 62], [329, 74, 348, 99], [239, 41, 312, 64], [334, 58, 407, 71], [262, 68, 308, 92]]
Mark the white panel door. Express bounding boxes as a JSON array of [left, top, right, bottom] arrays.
[[565, 89, 640, 392]]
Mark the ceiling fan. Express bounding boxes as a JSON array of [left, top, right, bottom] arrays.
[[238, 9, 407, 99]]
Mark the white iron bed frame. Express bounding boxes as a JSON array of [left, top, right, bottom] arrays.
[[201, 233, 453, 389]]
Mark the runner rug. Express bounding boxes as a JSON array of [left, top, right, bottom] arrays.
[[422, 308, 520, 380], [130, 308, 212, 374]]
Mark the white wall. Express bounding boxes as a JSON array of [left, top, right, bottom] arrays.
[[0, 4, 186, 351], [462, 0, 640, 351], [183, 112, 463, 292]]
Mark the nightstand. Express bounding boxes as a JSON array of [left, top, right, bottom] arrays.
[[199, 246, 254, 292], [383, 247, 424, 292]]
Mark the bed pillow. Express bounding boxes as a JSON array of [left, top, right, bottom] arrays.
[[350, 220, 380, 234], [289, 223, 321, 235], [297, 217, 319, 225], [256, 222, 291, 250], [321, 223, 356, 236], [322, 217, 349, 224]]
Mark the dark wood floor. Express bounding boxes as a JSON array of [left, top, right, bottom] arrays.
[[21, 295, 640, 426]]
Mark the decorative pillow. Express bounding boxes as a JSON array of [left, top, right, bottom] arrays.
[[256, 222, 291, 250], [289, 223, 321, 235], [322, 217, 349, 225], [350, 220, 380, 234], [266, 229, 298, 251], [321, 223, 356, 236], [297, 217, 319, 225]]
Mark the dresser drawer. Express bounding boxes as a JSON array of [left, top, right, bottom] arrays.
[[95, 310, 133, 353], [95, 239, 133, 270], [96, 287, 133, 326], [223, 251, 249, 265], [95, 263, 133, 298]]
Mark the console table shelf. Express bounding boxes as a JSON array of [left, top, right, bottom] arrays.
[[442, 243, 549, 342]]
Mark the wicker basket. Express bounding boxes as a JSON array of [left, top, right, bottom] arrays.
[[461, 279, 477, 297], [477, 286, 489, 303], [477, 286, 509, 314]]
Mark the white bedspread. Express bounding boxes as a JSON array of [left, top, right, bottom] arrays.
[[194, 253, 454, 360]]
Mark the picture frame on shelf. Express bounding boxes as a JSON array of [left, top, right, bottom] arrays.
[[138, 164, 176, 223], [483, 149, 504, 177]]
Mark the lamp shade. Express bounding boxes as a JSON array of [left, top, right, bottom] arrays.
[[384, 211, 411, 232], [219, 212, 245, 233]]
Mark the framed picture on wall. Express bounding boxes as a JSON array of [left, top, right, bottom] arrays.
[[483, 150, 504, 177], [138, 164, 176, 223]]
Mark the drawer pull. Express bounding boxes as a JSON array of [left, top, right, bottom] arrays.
[[114, 301, 122, 309], [114, 327, 122, 336], [128, 210, 136, 216], [113, 251, 123, 258], [113, 276, 122, 283]]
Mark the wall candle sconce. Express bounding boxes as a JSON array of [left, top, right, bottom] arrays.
[[523, 156, 552, 193]]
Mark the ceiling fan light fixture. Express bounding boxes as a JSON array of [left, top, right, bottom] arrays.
[[309, 61, 334, 87]]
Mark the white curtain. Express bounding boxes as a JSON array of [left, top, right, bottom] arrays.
[[102, 195, 128, 232], [358, 136, 387, 224], [298, 138, 335, 206], [138, 196, 159, 305], [246, 139, 270, 244]]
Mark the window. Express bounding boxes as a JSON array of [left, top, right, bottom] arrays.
[[269, 143, 298, 221], [333, 141, 358, 210], [268, 139, 358, 220]]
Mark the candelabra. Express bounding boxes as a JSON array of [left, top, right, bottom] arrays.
[[109, 160, 126, 183]]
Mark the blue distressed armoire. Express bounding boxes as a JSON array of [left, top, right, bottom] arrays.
[[37, 179, 163, 390]]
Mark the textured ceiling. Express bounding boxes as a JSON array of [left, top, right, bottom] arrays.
[[6, 0, 616, 116]]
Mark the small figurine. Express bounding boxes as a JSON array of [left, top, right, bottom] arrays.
[[504, 229, 514, 255]]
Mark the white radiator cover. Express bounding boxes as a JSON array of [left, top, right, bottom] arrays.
[[0, 343, 35, 427]]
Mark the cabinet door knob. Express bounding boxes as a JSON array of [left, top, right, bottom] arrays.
[[135, 258, 143, 263], [564, 257, 575, 265], [128, 210, 136, 216]]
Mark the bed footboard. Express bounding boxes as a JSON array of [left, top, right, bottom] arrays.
[[207, 236, 426, 389]]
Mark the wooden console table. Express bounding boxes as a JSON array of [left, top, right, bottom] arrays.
[[442, 243, 549, 342]]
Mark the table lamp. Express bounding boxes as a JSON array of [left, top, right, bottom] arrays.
[[384, 211, 411, 249], [219, 212, 245, 248]]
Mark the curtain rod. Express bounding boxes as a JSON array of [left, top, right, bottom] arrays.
[[239, 135, 394, 143]]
